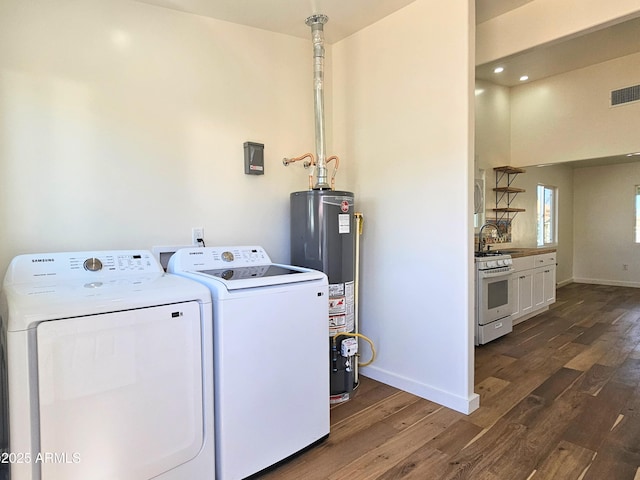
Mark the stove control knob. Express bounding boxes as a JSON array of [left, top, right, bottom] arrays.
[[487, 261, 497, 268], [497, 259, 505, 266], [83, 257, 103, 272]]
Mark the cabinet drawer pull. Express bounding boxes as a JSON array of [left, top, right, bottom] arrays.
[[520, 275, 526, 279]]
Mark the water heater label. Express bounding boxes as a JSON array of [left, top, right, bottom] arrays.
[[338, 214, 350, 234], [329, 296, 346, 315], [329, 281, 355, 335]]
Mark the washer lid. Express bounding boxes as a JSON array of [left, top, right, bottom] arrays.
[[192, 264, 325, 290], [168, 246, 326, 290]]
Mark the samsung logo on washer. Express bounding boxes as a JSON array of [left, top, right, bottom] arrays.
[[31, 258, 55, 263]]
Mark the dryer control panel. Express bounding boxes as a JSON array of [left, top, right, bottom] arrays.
[[4, 250, 162, 284]]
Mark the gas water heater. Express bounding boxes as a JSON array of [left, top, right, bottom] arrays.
[[285, 14, 373, 404], [290, 190, 357, 403]]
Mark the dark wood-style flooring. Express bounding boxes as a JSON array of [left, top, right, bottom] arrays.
[[260, 283, 640, 479]]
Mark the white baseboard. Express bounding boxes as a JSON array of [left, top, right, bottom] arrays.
[[360, 366, 480, 415], [556, 278, 573, 288], [572, 278, 640, 288]]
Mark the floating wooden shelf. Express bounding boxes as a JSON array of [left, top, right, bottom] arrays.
[[494, 166, 526, 174], [493, 166, 525, 224], [493, 187, 526, 193], [493, 208, 526, 213]]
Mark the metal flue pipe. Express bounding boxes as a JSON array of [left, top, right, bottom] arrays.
[[306, 14, 330, 189]]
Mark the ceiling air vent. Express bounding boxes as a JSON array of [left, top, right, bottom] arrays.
[[611, 84, 640, 107]]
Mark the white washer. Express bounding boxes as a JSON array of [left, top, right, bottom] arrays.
[[168, 246, 329, 480], [0, 250, 214, 480]]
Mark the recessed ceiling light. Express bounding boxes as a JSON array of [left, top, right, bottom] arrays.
[[519, 75, 529, 82], [493, 67, 504, 74]]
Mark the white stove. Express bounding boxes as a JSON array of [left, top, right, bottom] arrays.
[[475, 252, 515, 345], [475, 253, 513, 272]]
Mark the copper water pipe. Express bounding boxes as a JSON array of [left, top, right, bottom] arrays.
[[326, 155, 339, 190]]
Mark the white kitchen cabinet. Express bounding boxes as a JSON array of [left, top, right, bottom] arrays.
[[538, 253, 557, 305], [533, 267, 545, 309], [511, 252, 556, 323], [544, 266, 556, 304], [511, 256, 534, 320]]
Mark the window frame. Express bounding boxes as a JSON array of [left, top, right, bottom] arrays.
[[537, 184, 558, 247], [634, 185, 640, 243]]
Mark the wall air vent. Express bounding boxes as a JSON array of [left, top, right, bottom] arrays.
[[611, 84, 640, 107]]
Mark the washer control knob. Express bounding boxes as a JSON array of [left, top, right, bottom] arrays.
[[221, 251, 234, 262], [83, 257, 103, 272]]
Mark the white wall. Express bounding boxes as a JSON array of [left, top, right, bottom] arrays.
[[0, 0, 319, 276], [574, 162, 640, 286], [475, 80, 510, 169], [333, 0, 478, 413], [510, 52, 640, 167]]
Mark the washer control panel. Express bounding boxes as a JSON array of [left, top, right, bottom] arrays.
[[4, 251, 162, 284], [168, 246, 272, 271], [83, 257, 103, 272], [208, 247, 270, 267]]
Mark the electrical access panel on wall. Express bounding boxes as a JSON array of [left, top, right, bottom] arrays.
[[244, 142, 264, 175]]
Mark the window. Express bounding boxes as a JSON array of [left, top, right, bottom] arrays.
[[635, 186, 640, 243], [537, 184, 557, 246]]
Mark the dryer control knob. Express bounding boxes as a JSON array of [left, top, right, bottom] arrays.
[[83, 257, 103, 272], [221, 251, 234, 262]]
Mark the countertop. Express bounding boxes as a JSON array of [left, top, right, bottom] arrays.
[[494, 247, 557, 258]]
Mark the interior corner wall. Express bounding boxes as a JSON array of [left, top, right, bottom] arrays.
[[574, 162, 640, 287], [510, 52, 640, 167], [332, 0, 477, 414], [0, 0, 315, 276], [475, 80, 511, 171]]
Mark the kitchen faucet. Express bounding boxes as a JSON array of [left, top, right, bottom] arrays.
[[477, 223, 500, 254]]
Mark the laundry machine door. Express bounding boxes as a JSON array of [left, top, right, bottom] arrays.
[[36, 302, 203, 480]]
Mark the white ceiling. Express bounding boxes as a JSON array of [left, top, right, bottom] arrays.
[[476, 15, 640, 87], [136, 0, 537, 42], [135, 0, 418, 44], [476, 0, 535, 24]]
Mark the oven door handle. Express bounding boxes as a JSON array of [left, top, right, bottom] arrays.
[[479, 268, 514, 279]]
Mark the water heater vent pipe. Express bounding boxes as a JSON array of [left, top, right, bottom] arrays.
[[306, 14, 330, 190]]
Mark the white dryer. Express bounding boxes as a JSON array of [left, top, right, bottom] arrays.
[[0, 250, 214, 480], [168, 246, 329, 480]]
